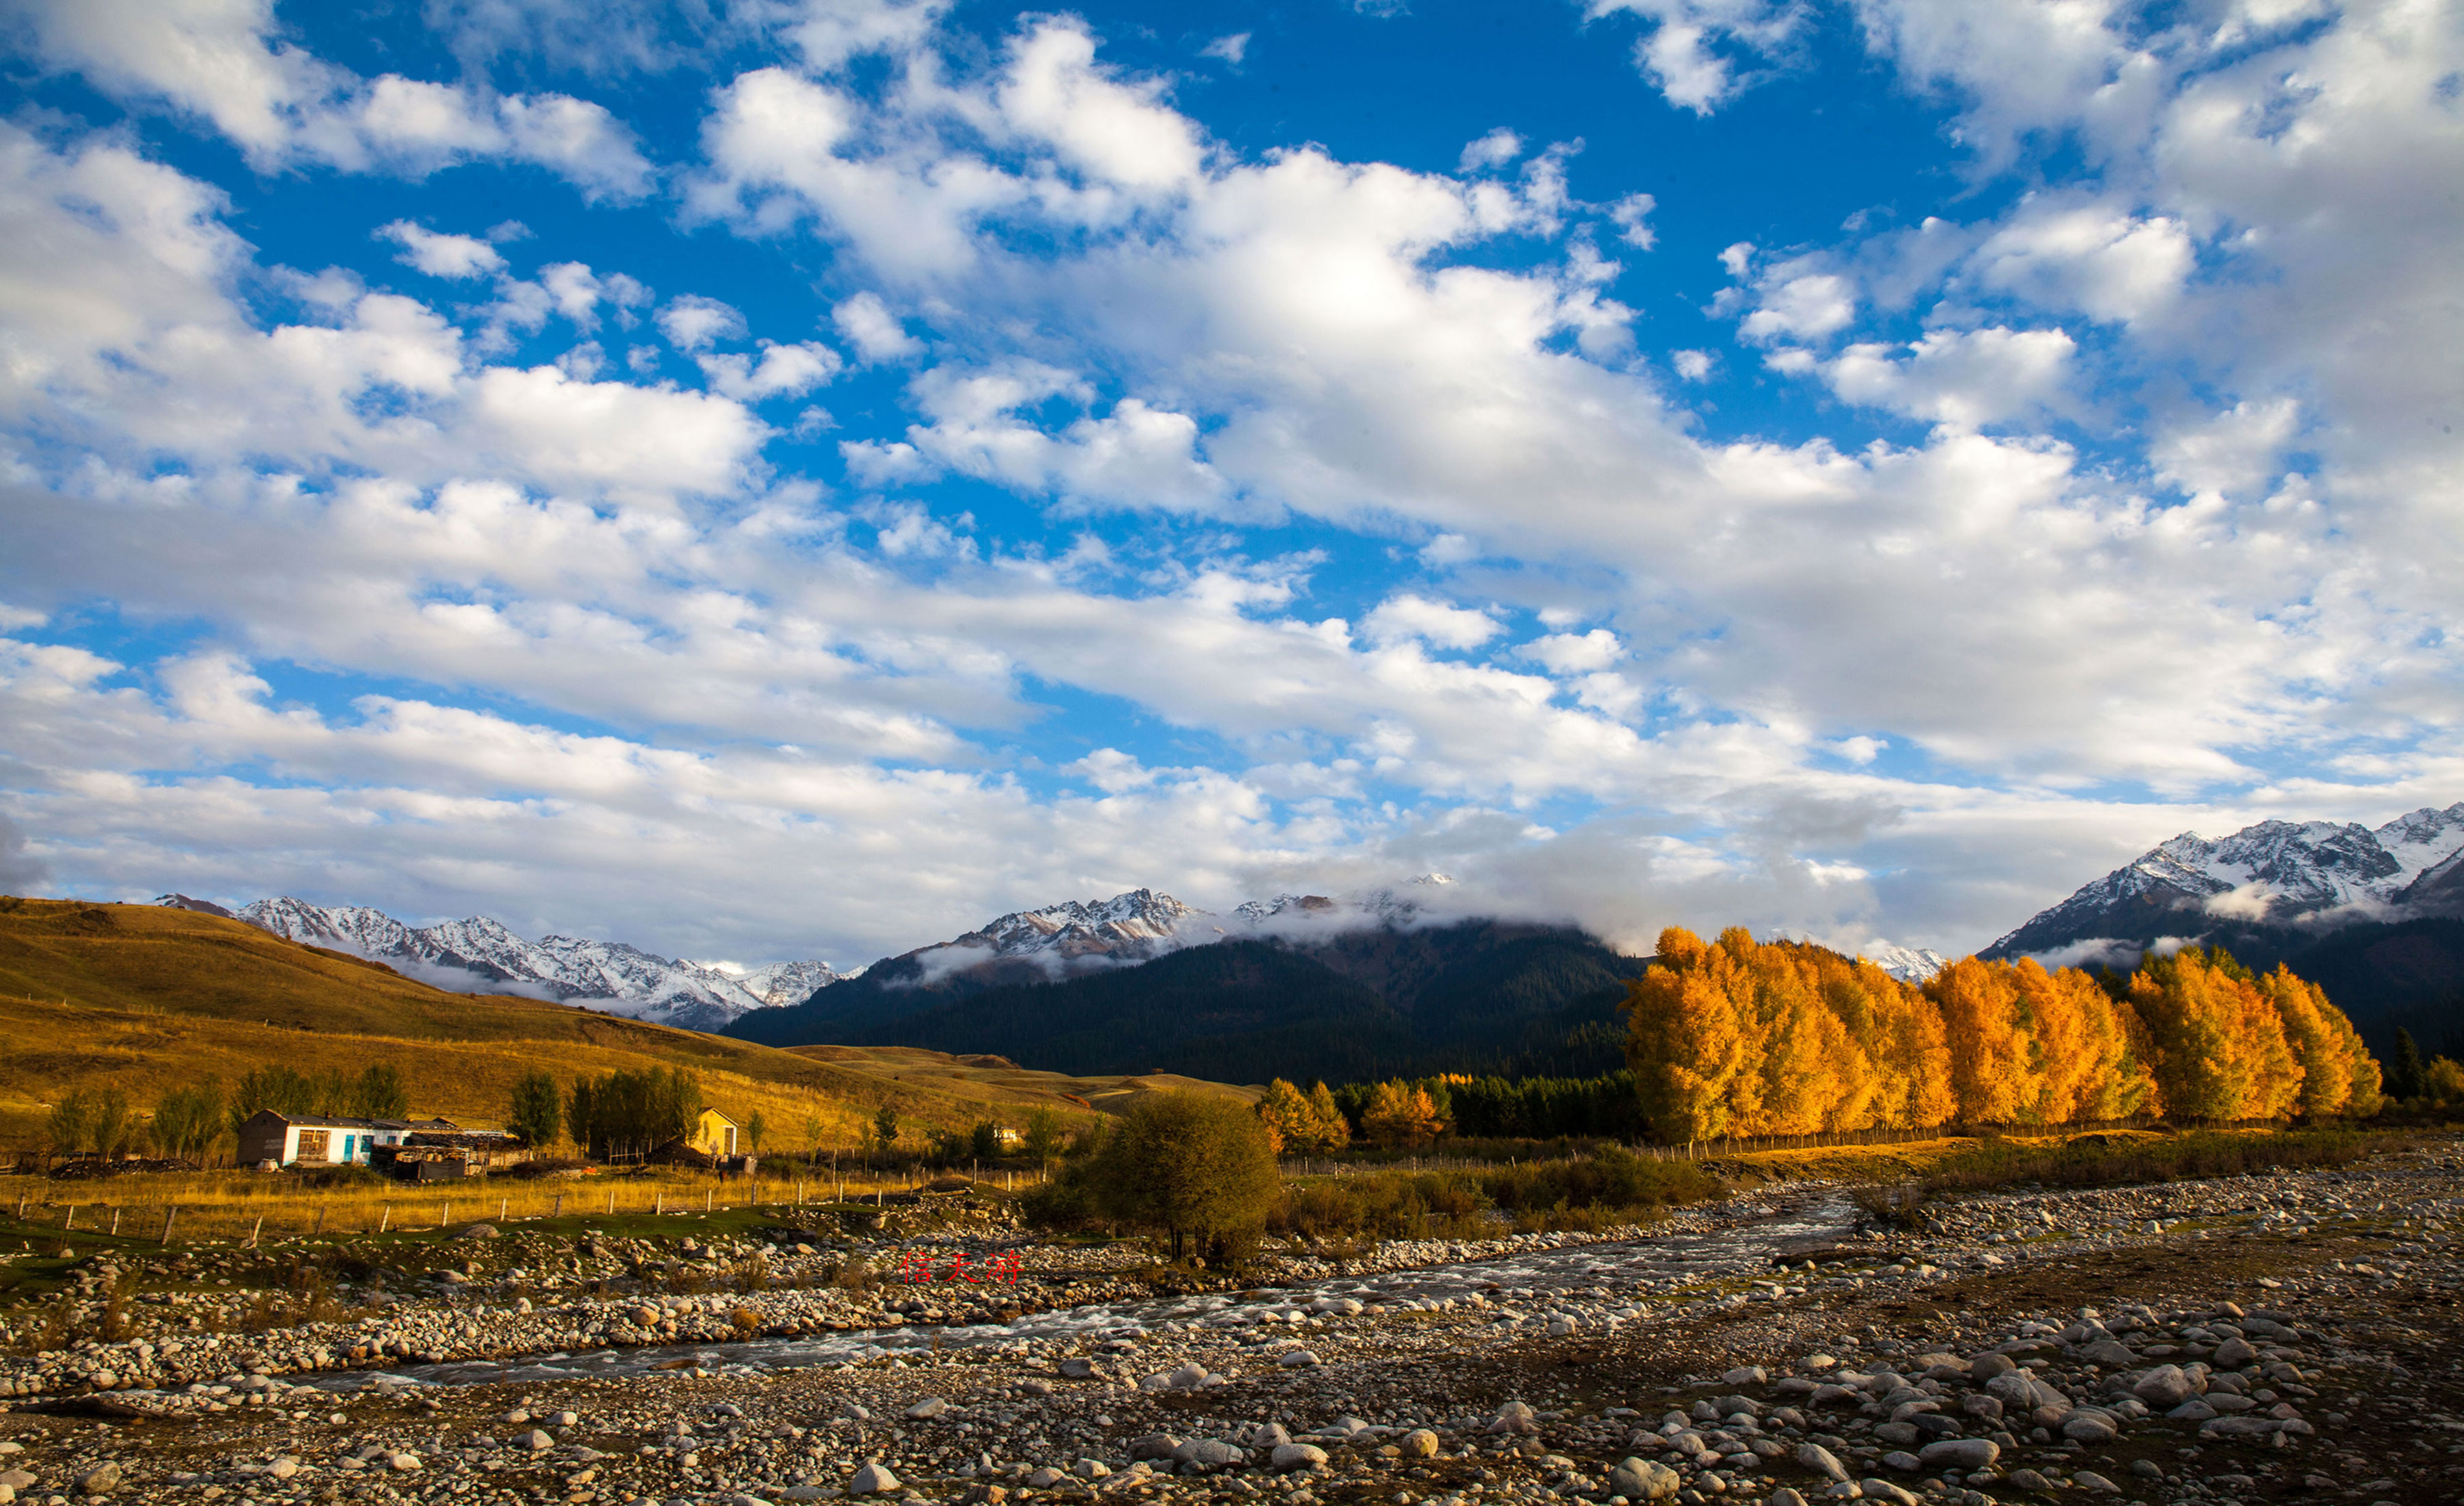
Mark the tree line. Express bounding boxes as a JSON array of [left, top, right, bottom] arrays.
[[45, 1064, 410, 1160], [1626, 928, 2382, 1142]]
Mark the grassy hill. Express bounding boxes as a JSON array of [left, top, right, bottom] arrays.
[[0, 896, 1231, 1153]]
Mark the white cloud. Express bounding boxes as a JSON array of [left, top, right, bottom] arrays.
[[1459, 128, 1524, 172], [377, 221, 504, 279], [1970, 202, 2193, 327], [1522, 629, 1624, 674], [1364, 596, 1504, 651], [1201, 33, 1250, 66], [1739, 272, 1856, 342], [14, 0, 654, 198], [1608, 191, 1658, 249], [1817, 326, 2077, 428], [832, 291, 924, 361], [658, 294, 746, 350], [698, 340, 845, 401], [1671, 349, 1714, 380], [2151, 398, 2299, 500], [996, 20, 1205, 193], [1586, 0, 1806, 114]]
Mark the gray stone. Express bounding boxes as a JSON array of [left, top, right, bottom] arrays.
[[264, 1459, 298, 1481], [1176, 1440, 1244, 1468], [2078, 1340, 2135, 1368], [1723, 1366, 1770, 1388], [1767, 1491, 1808, 1506], [1489, 1401, 1539, 1435], [2070, 1471, 2121, 1494], [1609, 1458, 1680, 1501], [1795, 1444, 1849, 1482], [2004, 1468, 2053, 1493], [1277, 1349, 1322, 1369], [1058, 1357, 1097, 1379], [1400, 1429, 1440, 1459], [1860, 1480, 1921, 1506], [1880, 1452, 1921, 1474], [2059, 1412, 2117, 1444], [1967, 1353, 2015, 1382], [387, 1453, 422, 1473], [1916, 1440, 1999, 1471], [904, 1397, 949, 1420], [73, 1464, 120, 1496], [849, 1462, 901, 1494], [1271, 1444, 1329, 1472], [1025, 1468, 1066, 1489], [1071, 1459, 1110, 1480], [1129, 1435, 1182, 1461], [2166, 1399, 2218, 1422], [457, 1223, 500, 1239], [2212, 1338, 2259, 1368], [2132, 1364, 2196, 1408]]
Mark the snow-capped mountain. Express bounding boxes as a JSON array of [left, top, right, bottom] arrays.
[[1984, 802, 2464, 967], [214, 896, 838, 1033], [1234, 874, 1458, 928], [906, 889, 1208, 976], [1859, 944, 1950, 983]]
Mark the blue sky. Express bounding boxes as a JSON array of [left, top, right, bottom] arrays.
[[1, 0, 2459, 969]]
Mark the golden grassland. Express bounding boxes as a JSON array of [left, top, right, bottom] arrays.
[[0, 895, 1249, 1152], [0, 1161, 1011, 1248], [1719, 1126, 2185, 1183]]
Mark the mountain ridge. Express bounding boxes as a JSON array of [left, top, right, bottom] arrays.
[[207, 895, 841, 1033]]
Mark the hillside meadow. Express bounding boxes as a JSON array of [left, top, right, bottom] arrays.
[[0, 897, 1223, 1153]]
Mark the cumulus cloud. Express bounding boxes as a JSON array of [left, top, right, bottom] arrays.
[[14, 0, 654, 198], [377, 221, 504, 278], [1817, 326, 2077, 428], [2, 0, 2460, 969]]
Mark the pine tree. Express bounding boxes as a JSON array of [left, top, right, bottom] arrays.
[[2389, 1028, 2426, 1101]]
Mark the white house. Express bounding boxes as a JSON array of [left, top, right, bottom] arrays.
[[235, 1111, 453, 1168]]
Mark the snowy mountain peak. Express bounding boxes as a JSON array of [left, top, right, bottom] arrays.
[[1859, 944, 1949, 983], [1985, 802, 2464, 966], [934, 889, 1209, 967], [232, 897, 836, 1032]]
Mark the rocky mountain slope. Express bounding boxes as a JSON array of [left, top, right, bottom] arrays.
[[211, 895, 838, 1033]]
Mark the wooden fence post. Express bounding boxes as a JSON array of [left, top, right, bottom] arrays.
[[313, 1205, 325, 1235], [62, 1205, 76, 1231], [552, 1192, 565, 1218], [378, 1204, 390, 1234], [248, 1216, 263, 1249], [110, 1206, 121, 1236], [159, 1206, 178, 1245]]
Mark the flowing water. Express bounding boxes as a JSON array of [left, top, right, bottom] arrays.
[[309, 1191, 1860, 1393]]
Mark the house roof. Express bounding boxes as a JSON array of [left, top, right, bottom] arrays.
[[697, 1107, 739, 1127], [238, 1110, 457, 1131]]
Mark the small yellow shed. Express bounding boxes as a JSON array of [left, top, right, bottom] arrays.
[[691, 1107, 740, 1157]]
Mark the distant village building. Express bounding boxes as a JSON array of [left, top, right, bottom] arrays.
[[690, 1108, 741, 1158], [235, 1112, 448, 1168], [235, 1111, 526, 1177]]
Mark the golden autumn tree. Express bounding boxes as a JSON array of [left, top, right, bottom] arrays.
[[1624, 927, 1762, 1142], [1926, 958, 2038, 1125], [1361, 1081, 1448, 1146], [2253, 965, 2382, 1117], [1304, 1082, 1350, 1148], [1255, 1079, 1315, 1154], [2129, 947, 2304, 1121]]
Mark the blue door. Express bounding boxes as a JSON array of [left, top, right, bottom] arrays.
[[342, 1134, 357, 1160]]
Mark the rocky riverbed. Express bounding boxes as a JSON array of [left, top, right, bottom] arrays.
[[0, 1140, 2457, 1506]]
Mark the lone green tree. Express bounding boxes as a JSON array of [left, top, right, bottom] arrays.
[[509, 1070, 561, 1150], [1090, 1092, 1278, 1267], [1022, 1107, 1067, 1172], [873, 1106, 899, 1158], [151, 1077, 225, 1161], [745, 1110, 768, 1153]]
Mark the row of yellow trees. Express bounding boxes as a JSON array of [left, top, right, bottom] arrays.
[[1626, 928, 2382, 1143]]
